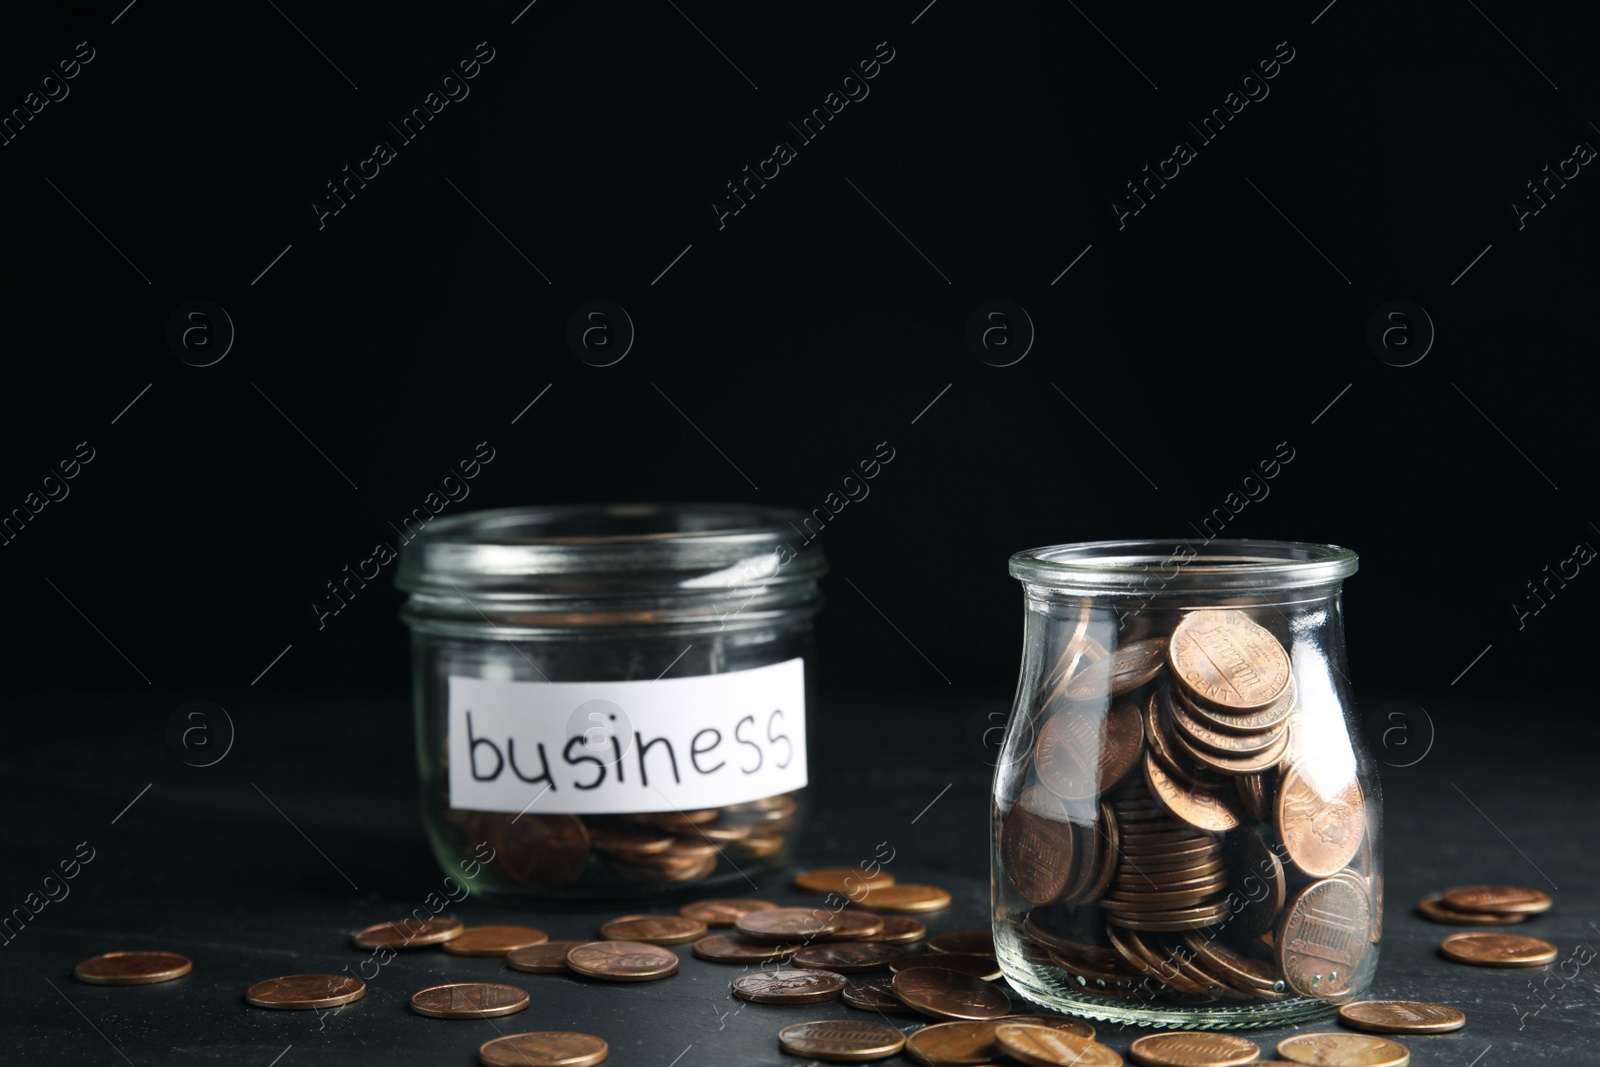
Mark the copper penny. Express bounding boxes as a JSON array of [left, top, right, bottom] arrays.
[[777, 1019, 906, 1062], [1170, 720, 1289, 777], [1166, 686, 1286, 752], [1337, 999, 1465, 1034], [892, 967, 1011, 1020], [1143, 754, 1240, 833], [1002, 787, 1076, 905], [1182, 934, 1282, 993], [632, 808, 719, 827], [1439, 932, 1558, 968], [1278, 877, 1371, 1000], [842, 976, 915, 1014], [827, 910, 888, 941], [410, 982, 530, 1019], [73, 951, 193, 986], [1063, 638, 1169, 702], [565, 940, 680, 981], [442, 925, 550, 956], [598, 914, 706, 945], [245, 974, 366, 1010], [1414, 893, 1525, 926], [1128, 1032, 1259, 1066], [993, 1024, 1123, 1067], [736, 907, 841, 941], [1276, 766, 1365, 878], [795, 867, 896, 898], [863, 914, 928, 944], [928, 930, 995, 956], [890, 954, 1001, 981], [1223, 829, 1287, 937], [353, 917, 463, 950], [478, 1031, 609, 1067], [793, 942, 903, 973], [489, 814, 591, 889], [1007, 1015, 1096, 1039], [1440, 885, 1552, 915], [678, 898, 779, 926], [855, 884, 953, 914], [1276, 1032, 1410, 1066], [904, 1019, 1009, 1066], [1178, 675, 1297, 737], [1035, 698, 1144, 800], [506, 940, 586, 974], [731, 967, 846, 1003], [691, 934, 799, 963], [587, 822, 676, 856], [1168, 610, 1291, 710]]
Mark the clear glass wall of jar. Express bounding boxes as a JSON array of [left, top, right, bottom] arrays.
[[993, 540, 1377, 1029], [397, 505, 825, 899]]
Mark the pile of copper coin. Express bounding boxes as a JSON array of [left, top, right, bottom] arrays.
[[448, 790, 799, 889], [999, 607, 1378, 1006]]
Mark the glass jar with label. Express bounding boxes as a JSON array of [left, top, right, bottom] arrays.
[[397, 505, 824, 898], [993, 540, 1379, 1029]]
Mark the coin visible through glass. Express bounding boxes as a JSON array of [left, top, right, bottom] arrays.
[[928, 930, 995, 956], [246, 974, 366, 1010], [478, 1031, 609, 1067], [74, 951, 193, 986], [410, 982, 530, 1019], [1278, 875, 1372, 1001]]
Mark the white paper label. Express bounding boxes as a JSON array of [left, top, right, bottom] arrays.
[[448, 658, 806, 815]]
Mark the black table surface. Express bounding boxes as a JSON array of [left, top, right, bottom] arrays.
[[5, 689, 1594, 1065]]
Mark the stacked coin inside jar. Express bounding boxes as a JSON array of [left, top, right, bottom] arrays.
[[994, 605, 1379, 1017]]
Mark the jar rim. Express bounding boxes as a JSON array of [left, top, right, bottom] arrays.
[[1009, 538, 1358, 593], [396, 503, 826, 597]]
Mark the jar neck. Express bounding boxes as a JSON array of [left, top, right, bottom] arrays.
[[401, 583, 823, 638]]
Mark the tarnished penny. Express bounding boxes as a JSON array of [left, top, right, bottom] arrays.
[[1168, 610, 1290, 710], [599, 914, 706, 945], [1277, 767, 1365, 878], [1063, 638, 1169, 702], [678, 898, 779, 926], [795, 867, 896, 898], [410, 982, 530, 1019], [892, 967, 1011, 1020], [74, 951, 193, 986], [1276, 1032, 1410, 1066], [1035, 698, 1144, 800], [246, 973, 365, 1010], [353, 917, 463, 950], [1128, 1032, 1259, 1066], [793, 942, 903, 973], [1278, 876, 1372, 1001], [890, 953, 1001, 981], [1337, 1000, 1465, 1034], [488, 814, 591, 889], [442, 925, 550, 956], [731, 967, 846, 1003], [777, 1019, 906, 1062], [1415, 893, 1524, 925], [1143, 754, 1240, 833], [1439, 932, 1558, 968], [864, 915, 928, 943], [736, 907, 841, 941], [1440, 885, 1552, 915], [478, 1031, 609, 1067], [565, 941, 680, 981], [929, 930, 996, 956], [691, 934, 799, 963], [1002, 787, 1076, 905], [506, 940, 587, 973], [993, 1023, 1123, 1067], [842, 976, 915, 1014], [854, 884, 953, 914]]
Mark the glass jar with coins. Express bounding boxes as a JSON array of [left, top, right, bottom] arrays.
[[992, 539, 1380, 1029], [397, 504, 825, 898]]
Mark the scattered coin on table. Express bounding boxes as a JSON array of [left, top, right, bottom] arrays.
[[565, 941, 680, 981], [1337, 999, 1466, 1034], [890, 953, 1002, 981], [410, 982, 531, 1019], [824, 909, 887, 941], [74, 950, 193, 985], [927, 930, 996, 956], [678, 898, 779, 926], [1276, 1032, 1410, 1066], [892, 966, 1010, 1020], [441, 925, 550, 956], [993, 1022, 1124, 1067], [794, 867, 897, 897], [478, 1030, 609, 1067], [1415, 892, 1525, 926], [1439, 932, 1558, 968], [732, 968, 847, 1004], [1440, 885, 1552, 915], [777, 1019, 906, 1061], [792, 942, 903, 972], [904, 1017, 1096, 1067], [506, 940, 587, 974], [598, 914, 706, 945], [246, 974, 366, 1010], [692, 934, 799, 963], [352, 916, 463, 949], [854, 884, 953, 913], [1127, 1031, 1260, 1066], [863, 915, 928, 943], [736, 907, 842, 941], [841, 977, 913, 1014]]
